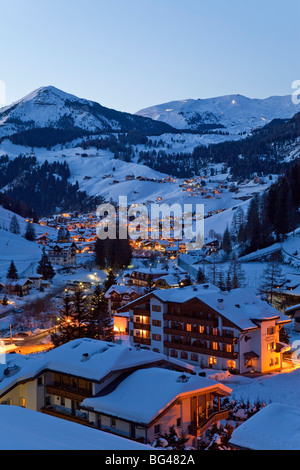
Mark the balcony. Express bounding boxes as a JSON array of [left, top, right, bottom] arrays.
[[41, 405, 92, 427], [164, 314, 218, 328], [164, 341, 238, 360], [46, 385, 92, 402], [133, 308, 151, 317], [134, 322, 151, 331], [133, 336, 151, 346], [189, 410, 230, 437], [164, 328, 237, 345]]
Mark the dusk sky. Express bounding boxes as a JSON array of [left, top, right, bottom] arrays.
[[1, 0, 300, 112]]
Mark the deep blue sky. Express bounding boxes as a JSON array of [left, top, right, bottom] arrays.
[[1, 0, 300, 112]]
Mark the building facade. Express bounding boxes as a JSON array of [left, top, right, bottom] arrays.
[[119, 285, 292, 374]]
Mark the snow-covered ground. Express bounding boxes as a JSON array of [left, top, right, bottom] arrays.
[[0, 405, 150, 450]]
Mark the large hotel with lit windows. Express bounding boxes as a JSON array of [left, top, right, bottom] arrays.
[[118, 284, 291, 374]]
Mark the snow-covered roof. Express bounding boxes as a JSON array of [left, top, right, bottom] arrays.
[[230, 403, 300, 450], [105, 284, 145, 298], [82, 367, 232, 424], [119, 285, 291, 330], [0, 406, 149, 450], [0, 338, 193, 396], [285, 303, 300, 314]]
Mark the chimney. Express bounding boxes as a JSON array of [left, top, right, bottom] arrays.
[[217, 299, 224, 310]]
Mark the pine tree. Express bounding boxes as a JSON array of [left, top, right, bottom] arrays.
[[89, 285, 114, 342], [245, 195, 262, 252], [7, 261, 18, 280], [259, 257, 286, 304], [222, 226, 232, 258], [37, 247, 55, 280], [197, 267, 207, 284], [208, 253, 219, 287], [230, 255, 246, 289], [226, 270, 232, 291], [230, 207, 245, 243], [9, 215, 21, 235], [24, 221, 36, 241], [217, 271, 226, 291], [51, 292, 75, 347], [72, 288, 90, 339], [104, 270, 117, 292]]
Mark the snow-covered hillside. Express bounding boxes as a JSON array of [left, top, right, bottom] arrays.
[[0, 227, 43, 280], [136, 94, 300, 134], [0, 140, 274, 224], [0, 205, 58, 278], [0, 86, 174, 140]]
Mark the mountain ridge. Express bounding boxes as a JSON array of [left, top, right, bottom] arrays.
[[135, 94, 300, 134], [0, 86, 176, 142]]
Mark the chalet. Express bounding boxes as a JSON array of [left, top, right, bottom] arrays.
[[105, 284, 145, 315], [105, 285, 146, 334], [152, 273, 189, 290], [4, 278, 34, 297], [27, 274, 43, 290], [47, 242, 78, 267], [165, 246, 179, 259], [81, 368, 231, 446], [126, 269, 169, 288], [118, 285, 292, 374], [0, 339, 205, 444], [36, 233, 50, 245]]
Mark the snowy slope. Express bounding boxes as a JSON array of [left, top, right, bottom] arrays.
[[0, 406, 150, 450], [136, 94, 300, 134], [0, 227, 43, 280]]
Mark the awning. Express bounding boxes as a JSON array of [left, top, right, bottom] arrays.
[[276, 343, 291, 353], [244, 351, 260, 360]]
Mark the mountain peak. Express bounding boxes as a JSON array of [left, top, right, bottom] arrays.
[[136, 94, 300, 133], [0, 86, 175, 142]]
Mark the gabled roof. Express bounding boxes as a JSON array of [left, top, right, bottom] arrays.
[[0, 338, 194, 398], [82, 368, 232, 425], [118, 285, 291, 331]]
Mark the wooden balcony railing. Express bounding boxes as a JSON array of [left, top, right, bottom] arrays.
[[134, 322, 151, 331], [46, 385, 92, 402], [164, 328, 237, 345], [41, 407, 93, 427], [164, 314, 218, 328], [164, 341, 238, 360], [189, 410, 230, 436], [133, 336, 151, 346], [133, 309, 151, 317]]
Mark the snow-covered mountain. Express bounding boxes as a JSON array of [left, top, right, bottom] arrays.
[[0, 86, 174, 139], [136, 94, 300, 134]]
